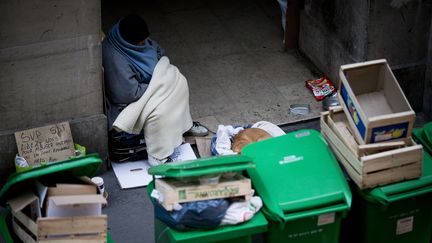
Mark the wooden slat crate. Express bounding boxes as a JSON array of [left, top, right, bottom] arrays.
[[321, 107, 423, 189], [12, 213, 107, 243], [156, 174, 251, 210], [338, 59, 415, 144]]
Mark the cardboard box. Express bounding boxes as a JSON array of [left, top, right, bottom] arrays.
[[7, 179, 107, 242], [14, 122, 76, 169], [338, 59, 415, 144], [156, 174, 252, 210], [321, 107, 423, 189]]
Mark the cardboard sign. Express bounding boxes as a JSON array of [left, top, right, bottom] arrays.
[[15, 122, 75, 166]]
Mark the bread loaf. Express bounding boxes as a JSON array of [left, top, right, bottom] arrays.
[[232, 128, 272, 153]]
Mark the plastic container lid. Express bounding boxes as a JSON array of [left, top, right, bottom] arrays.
[[0, 154, 103, 206], [242, 130, 352, 222], [413, 124, 432, 155], [148, 154, 255, 178]]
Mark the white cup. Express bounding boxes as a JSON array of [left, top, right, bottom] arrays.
[[91, 176, 105, 194]]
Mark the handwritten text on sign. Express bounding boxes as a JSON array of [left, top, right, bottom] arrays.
[[15, 122, 75, 166]]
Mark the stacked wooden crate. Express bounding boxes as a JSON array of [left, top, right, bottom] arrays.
[[156, 174, 252, 211], [321, 59, 423, 189], [321, 107, 422, 189]]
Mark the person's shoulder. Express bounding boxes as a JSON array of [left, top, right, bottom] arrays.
[[102, 40, 125, 60]]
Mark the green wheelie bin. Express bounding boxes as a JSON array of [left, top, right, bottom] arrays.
[[0, 154, 114, 243], [343, 148, 432, 243], [413, 122, 432, 155], [147, 155, 268, 243], [413, 122, 432, 243], [242, 129, 352, 243]]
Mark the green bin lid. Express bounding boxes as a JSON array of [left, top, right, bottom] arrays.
[[413, 123, 432, 155], [242, 130, 352, 222], [362, 130, 432, 205], [148, 154, 255, 177], [0, 154, 102, 206], [146, 180, 267, 242]]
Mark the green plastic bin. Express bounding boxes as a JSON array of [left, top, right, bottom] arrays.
[[342, 125, 432, 243], [147, 155, 268, 243], [0, 154, 113, 243], [413, 122, 432, 155], [242, 129, 352, 243]]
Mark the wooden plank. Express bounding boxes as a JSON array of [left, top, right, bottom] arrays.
[[362, 144, 423, 173], [357, 91, 393, 117], [368, 111, 415, 124], [328, 106, 343, 114], [340, 59, 387, 72], [38, 216, 107, 238], [183, 136, 196, 145], [320, 116, 363, 175], [156, 174, 251, 210], [39, 236, 106, 243], [12, 210, 38, 236], [327, 110, 359, 155], [363, 162, 422, 188], [357, 141, 405, 156], [196, 137, 212, 158], [12, 218, 37, 243]]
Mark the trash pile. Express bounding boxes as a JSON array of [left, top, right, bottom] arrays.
[[0, 155, 107, 242], [148, 156, 262, 231], [305, 76, 340, 111], [211, 121, 285, 155], [0, 121, 110, 242]]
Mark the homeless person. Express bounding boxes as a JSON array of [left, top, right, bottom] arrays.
[[102, 14, 208, 165]]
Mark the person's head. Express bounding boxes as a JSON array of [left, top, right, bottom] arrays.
[[118, 14, 150, 45]]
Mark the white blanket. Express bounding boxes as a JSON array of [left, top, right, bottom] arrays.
[[113, 56, 193, 160]]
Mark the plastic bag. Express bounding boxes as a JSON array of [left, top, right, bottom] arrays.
[[305, 76, 336, 101], [252, 121, 285, 137], [220, 196, 263, 225], [154, 198, 230, 231], [15, 154, 30, 172], [212, 125, 245, 155], [211, 122, 283, 155]]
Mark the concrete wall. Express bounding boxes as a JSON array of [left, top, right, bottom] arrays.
[[0, 0, 107, 185], [425, 16, 432, 119], [299, 0, 369, 81], [368, 0, 431, 65], [368, 0, 431, 112], [299, 0, 432, 113]]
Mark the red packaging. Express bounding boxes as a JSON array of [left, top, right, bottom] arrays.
[[305, 76, 336, 101]]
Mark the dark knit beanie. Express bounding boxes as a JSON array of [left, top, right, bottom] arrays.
[[119, 14, 150, 45]]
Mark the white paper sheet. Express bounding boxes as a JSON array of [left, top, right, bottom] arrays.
[[35, 180, 48, 208], [111, 160, 152, 189], [170, 143, 197, 162], [111, 143, 197, 189]]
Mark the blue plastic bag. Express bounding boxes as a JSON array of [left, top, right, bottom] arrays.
[[154, 199, 230, 231]]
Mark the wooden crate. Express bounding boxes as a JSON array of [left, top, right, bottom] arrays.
[[156, 174, 251, 210], [12, 213, 107, 243], [321, 107, 423, 189], [338, 59, 415, 144]]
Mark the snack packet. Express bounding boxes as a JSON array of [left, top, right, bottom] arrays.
[[305, 76, 336, 101]]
